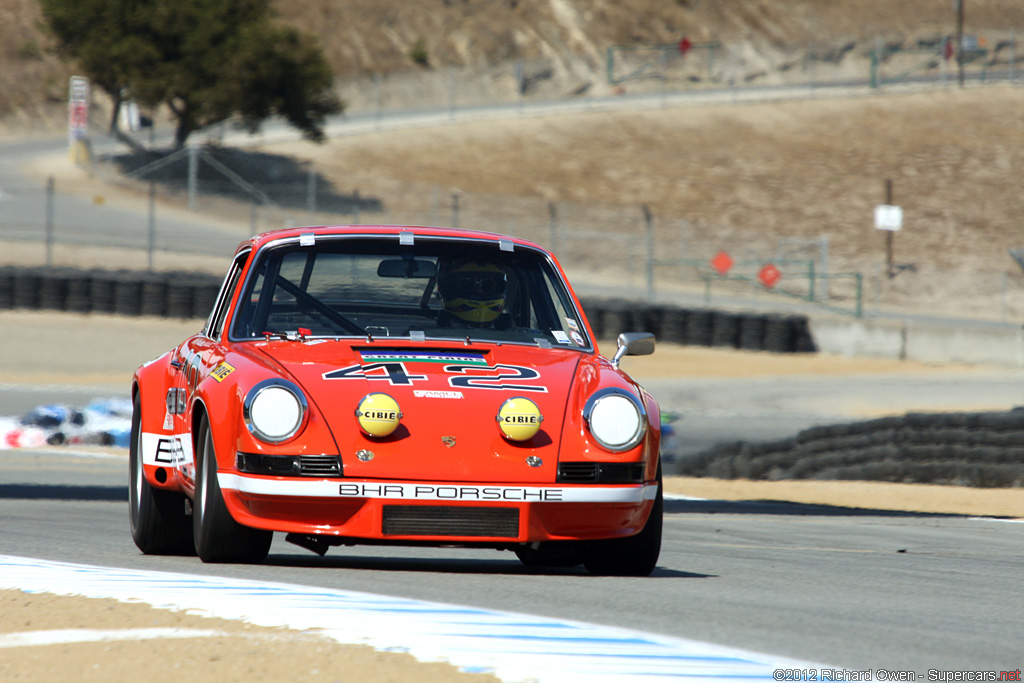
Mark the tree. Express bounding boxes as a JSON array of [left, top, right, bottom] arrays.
[[40, 0, 343, 147]]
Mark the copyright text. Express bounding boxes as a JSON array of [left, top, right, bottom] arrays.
[[772, 670, 1021, 682]]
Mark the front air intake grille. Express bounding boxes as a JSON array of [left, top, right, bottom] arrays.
[[236, 453, 342, 477], [299, 455, 342, 477], [557, 462, 600, 482], [382, 506, 519, 538], [237, 453, 299, 475], [557, 462, 645, 484]]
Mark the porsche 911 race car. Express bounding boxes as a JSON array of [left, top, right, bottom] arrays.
[[130, 225, 662, 575]]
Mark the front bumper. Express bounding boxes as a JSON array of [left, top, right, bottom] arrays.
[[218, 473, 658, 543]]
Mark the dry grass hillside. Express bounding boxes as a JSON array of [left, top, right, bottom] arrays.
[[265, 85, 1024, 321], [4, 0, 1024, 126]]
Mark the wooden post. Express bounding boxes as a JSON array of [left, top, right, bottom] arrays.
[[956, 0, 965, 87], [885, 179, 894, 279]]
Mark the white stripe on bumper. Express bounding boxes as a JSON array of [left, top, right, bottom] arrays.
[[219, 473, 659, 503]]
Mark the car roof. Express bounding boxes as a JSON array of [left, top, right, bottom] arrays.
[[237, 225, 546, 256]]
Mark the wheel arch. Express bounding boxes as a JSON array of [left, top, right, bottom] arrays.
[[189, 398, 211, 466], [132, 351, 174, 437]]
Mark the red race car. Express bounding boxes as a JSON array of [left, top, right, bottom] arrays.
[[130, 225, 662, 575]]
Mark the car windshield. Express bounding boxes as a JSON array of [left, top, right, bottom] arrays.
[[229, 236, 591, 349]]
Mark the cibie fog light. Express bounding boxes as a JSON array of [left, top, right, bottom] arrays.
[[496, 397, 543, 441], [243, 379, 307, 444], [355, 393, 402, 437], [583, 388, 646, 452]]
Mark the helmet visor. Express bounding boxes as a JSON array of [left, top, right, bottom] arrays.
[[441, 272, 506, 300]]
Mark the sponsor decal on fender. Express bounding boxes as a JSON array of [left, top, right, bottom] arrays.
[[210, 362, 235, 383], [141, 432, 194, 469]]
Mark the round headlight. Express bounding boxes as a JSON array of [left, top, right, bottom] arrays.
[[243, 379, 307, 444], [583, 388, 646, 452]]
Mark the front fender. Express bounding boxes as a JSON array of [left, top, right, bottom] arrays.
[[558, 354, 660, 478], [190, 369, 341, 477], [132, 349, 191, 491]]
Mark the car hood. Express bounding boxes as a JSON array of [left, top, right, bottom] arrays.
[[246, 340, 585, 483]]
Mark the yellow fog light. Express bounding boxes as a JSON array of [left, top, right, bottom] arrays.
[[497, 397, 543, 441], [355, 393, 402, 437]]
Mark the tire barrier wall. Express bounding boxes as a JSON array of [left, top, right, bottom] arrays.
[[677, 408, 1024, 488], [578, 297, 816, 354], [0, 266, 222, 320], [0, 270, 817, 353]]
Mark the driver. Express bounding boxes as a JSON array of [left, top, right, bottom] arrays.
[[436, 258, 510, 327]]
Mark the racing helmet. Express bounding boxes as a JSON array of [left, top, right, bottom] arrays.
[[437, 258, 507, 324]]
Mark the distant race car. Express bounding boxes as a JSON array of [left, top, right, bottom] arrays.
[[1, 400, 131, 448], [130, 225, 662, 575]]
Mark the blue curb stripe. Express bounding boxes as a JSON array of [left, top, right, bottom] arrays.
[[0, 554, 825, 682]]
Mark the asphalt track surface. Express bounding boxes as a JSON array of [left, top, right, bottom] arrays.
[[1, 447, 1022, 674]]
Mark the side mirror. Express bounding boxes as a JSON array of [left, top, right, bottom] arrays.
[[611, 332, 655, 367]]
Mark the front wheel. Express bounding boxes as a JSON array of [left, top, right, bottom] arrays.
[[193, 413, 272, 563], [128, 393, 194, 555], [583, 464, 663, 577]]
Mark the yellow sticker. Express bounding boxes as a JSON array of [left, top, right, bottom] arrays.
[[210, 362, 235, 383]]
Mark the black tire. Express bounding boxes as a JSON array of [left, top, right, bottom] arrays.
[[38, 270, 69, 311], [166, 280, 193, 319], [65, 271, 93, 314], [129, 393, 195, 555], [193, 413, 272, 563], [113, 273, 143, 317], [686, 310, 713, 347], [12, 269, 41, 310], [140, 276, 168, 317], [90, 271, 116, 314], [515, 541, 586, 568], [583, 465, 663, 577], [711, 311, 740, 348], [660, 307, 688, 345], [0, 267, 15, 310]]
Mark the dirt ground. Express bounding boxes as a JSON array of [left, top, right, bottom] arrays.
[[0, 590, 499, 683]]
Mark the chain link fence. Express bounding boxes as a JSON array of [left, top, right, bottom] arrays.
[[6, 157, 1024, 322]]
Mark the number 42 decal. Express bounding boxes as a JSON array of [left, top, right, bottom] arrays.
[[444, 364, 547, 392], [323, 362, 546, 392], [323, 362, 425, 385]]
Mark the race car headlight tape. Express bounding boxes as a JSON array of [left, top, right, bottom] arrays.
[[583, 388, 646, 452], [243, 379, 308, 444]]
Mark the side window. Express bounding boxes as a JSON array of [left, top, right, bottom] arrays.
[[207, 251, 249, 341]]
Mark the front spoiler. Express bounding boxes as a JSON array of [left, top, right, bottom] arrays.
[[217, 473, 658, 543]]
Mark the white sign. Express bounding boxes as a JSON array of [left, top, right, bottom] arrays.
[[874, 204, 903, 232], [68, 76, 90, 145]]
